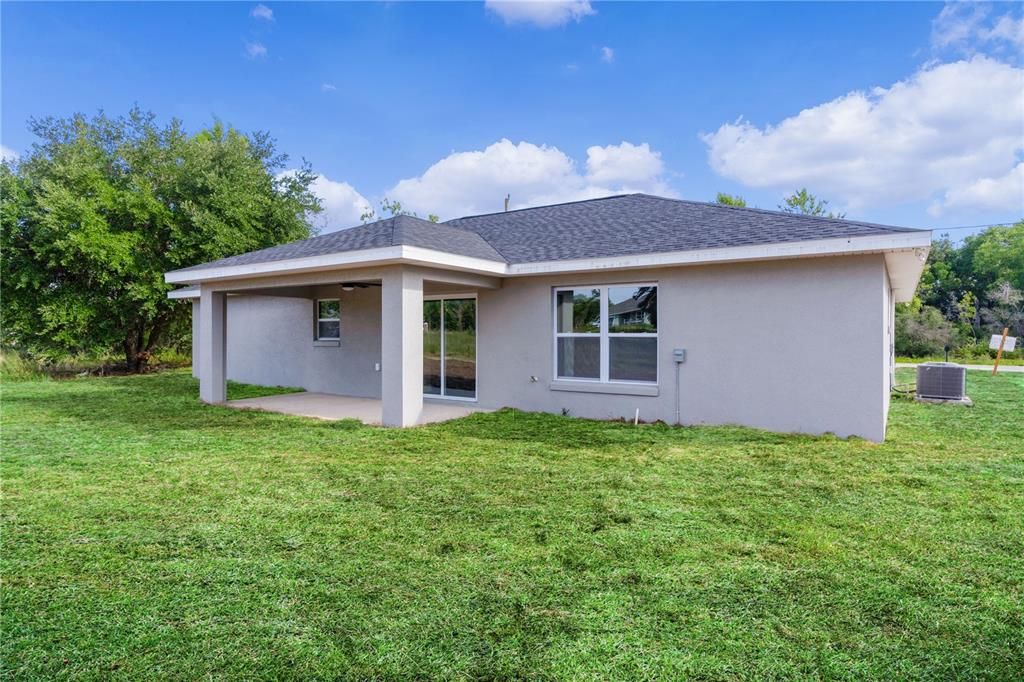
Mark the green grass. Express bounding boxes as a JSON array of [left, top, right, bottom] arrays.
[[897, 356, 1024, 366], [423, 329, 476, 361], [2, 369, 1022, 680], [225, 379, 304, 400]]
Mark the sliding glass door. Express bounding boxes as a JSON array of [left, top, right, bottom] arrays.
[[423, 297, 476, 399], [423, 301, 443, 396]]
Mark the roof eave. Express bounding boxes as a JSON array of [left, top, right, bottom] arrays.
[[165, 231, 931, 286], [506, 231, 932, 277], [164, 245, 508, 285], [167, 285, 200, 300]]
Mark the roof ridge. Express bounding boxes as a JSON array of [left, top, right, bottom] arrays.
[[383, 214, 508, 263], [631, 193, 925, 233], [438, 216, 509, 261], [445, 193, 631, 222], [243, 214, 399, 255]]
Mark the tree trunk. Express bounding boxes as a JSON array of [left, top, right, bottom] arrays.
[[143, 317, 167, 354], [123, 328, 148, 373], [123, 340, 141, 373]]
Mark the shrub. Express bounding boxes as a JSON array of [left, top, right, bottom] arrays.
[[895, 300, 961, 357], [0, 350, 48, 381]]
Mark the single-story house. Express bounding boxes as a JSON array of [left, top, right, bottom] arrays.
[[166, 193, 931, 441]]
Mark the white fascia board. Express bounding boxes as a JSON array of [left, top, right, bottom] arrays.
[[394, 246, 509, 275], [165, 245, 404, 284], [508, 231, 933, 276], [164, 245, 508, 284], [167, 287, 200, 300]]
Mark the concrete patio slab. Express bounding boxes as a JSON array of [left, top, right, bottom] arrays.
[[226, 392, 488, 425]]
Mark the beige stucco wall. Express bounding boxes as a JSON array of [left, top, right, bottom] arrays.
[[191, 300, 200, 378], [193, 253, 891, 440], [218, 285, 384, 397], [475, 254, 888, 440]]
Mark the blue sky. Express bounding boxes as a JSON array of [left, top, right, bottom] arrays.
[[2, 1, 1022, 235]]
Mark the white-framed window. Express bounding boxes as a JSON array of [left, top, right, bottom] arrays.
[[553, 284, 658, 384], [315, 298, 340, 340]]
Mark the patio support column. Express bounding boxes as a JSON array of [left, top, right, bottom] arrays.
[[198, 288, 227, 403], [191, 300, 201, 378], [381, 268, 423, 427]]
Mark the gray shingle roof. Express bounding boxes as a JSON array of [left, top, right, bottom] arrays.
[[445, 193, 920, 264], [170, 193, 923, 275], [173, 214, 505, 272]]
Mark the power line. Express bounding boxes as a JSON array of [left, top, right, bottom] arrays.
[[931, 222, 1019, 232]]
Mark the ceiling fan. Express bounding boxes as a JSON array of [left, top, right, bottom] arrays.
[[340, 282, 381, 291]]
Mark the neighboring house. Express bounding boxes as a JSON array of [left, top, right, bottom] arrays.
[[166, 193, 930, 441], [607, 290, 654, 329]]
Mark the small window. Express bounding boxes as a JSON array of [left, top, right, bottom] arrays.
[[554, 284, 658, 384], [316, 298, 340, 340]]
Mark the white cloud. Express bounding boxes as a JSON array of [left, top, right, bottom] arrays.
[[931, 3, 989, 51], [586, 142, 662, 185], [485, 0, 595, 28], [280, 170, 371, 232], [932, 162, 1024, 216], [307, 174, 372, 232], [1, 145, 19, 163], [321, 83, 337, 92], [386, 139, 675, 219], [250, 4, 274, 21], [931, 3, 1024, 53], [245, 42, 267, 59], [702, 56, 1024, 214], [985, 13, 1024, 47], [600, 46, 614, 63]]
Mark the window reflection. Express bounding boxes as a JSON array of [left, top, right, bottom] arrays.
[[608, 286, 657, 333], [556, 288, 600, 333], [554, 284, 659, 384]]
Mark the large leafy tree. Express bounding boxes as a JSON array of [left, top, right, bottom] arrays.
[[1, 108, 321, 371], [968, 221, 1024, 292], [896, 220, 1024, 355], [916, 236, 972, 321]]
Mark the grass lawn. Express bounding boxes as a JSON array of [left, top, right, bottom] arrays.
[[897, 356, 1024, 366], [2, 369, 1022, 680]]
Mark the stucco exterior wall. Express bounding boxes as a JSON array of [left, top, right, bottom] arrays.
[[194, 285, 384, 397], [474, 254, 888, 440], [881, 268, 894, 436], [193, 254, 890, 440], [191, 300, 200, 378]]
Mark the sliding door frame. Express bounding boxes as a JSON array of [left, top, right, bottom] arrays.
[[424, 293, 478, 402]]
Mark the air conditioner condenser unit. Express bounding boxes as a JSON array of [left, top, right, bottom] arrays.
[[915, 362, 967, 401]]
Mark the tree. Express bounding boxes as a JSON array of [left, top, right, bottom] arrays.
[[980, 282, 1024, 336], [714, 192, 747, 207], [916, 235, 969, 321], [1, 108, 321, 371], [361, 197, 439, 224], [893, 220, 1023, 355], [969, 221, 1024, 293], [778, 188, 845, 219], [894, 297, 960, 357]]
